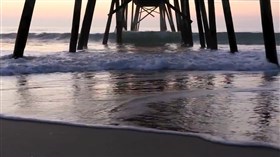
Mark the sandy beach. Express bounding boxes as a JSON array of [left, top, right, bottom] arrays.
[[1, 117, 279, 157]]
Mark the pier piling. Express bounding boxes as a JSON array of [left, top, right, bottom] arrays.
[[174, 0, 182, 32], [116, 0, 123, 43], [160, 5, 168, 31], [182, 0, 193, 46], [208, 0, 218, 50], [130, 1, 135, 30], [259, 0, 279, 65], [131, 5, 141, 31], [199, 0, 211, 48], [103, 0, 116, 44], [122, 0, 129, 30], [194, 0, 205, 48], [78, 0, 97, 50], [222, 0, 237, 53], [69, 0, 82, 52], [13, 0, 36, 58], [165, 2, 176, 32], [180, 0, 188, 45]]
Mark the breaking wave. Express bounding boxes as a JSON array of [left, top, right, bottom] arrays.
[[1, 49, 279, 76], [1, 32, 280, 45]]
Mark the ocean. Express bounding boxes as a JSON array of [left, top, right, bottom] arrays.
[[1, 30, 280, 148]]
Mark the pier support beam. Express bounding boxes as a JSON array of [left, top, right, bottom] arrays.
[[78, 0, 97, 50], [13, 0, 36, 58], [165, 3, 176, 32], [103, 0, 115, 44], [194, 0, 205, 48], [122, 0, 128, 30], [116, 0, 123, 43], [131, 5, 141, 31], [130, 1, 135, 30], [69, 0, 82, 52], [103, 0, 131, 44], [179, 0, 187, 44], [160, 5, 168, 31], [180, 0, 193, 46], [185, 0, 193, 46], [222, 0, 237, 53], [174, 0, 181, 32], [199, 0, 211, 48], [208, 0, 218, 50], [259, 0, 279, 65]]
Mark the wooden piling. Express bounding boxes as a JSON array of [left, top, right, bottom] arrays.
[[78, 0, 96, 50], [69, 0, 82, 52], [160, 5, 167, 31], [13, 0, 36, 58], [199, 0, 211, 48], [165, 2, 176, 32], [103, 0, 116, 44], [185, 0, 193, 46], [131, 5, 141, 31], [122, 0, 128, 30], [194, 0, 205, 48], [208, 0, 218, 50], [130, 0, 135, 30], [180, 0, 193, 46], [259, 0, 279, 65], [222, 0, 237, 53], [179, 0, 187, 44], [137, 8, 142, 30], [116, 0, 123, 43], [174, 0, 181, 32]]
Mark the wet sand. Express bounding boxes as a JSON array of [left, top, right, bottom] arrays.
[[1, 117, 279, 157]]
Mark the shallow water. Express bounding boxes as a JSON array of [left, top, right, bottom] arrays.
[[1, 71, 280, 146]]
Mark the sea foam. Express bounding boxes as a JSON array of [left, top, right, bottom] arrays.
[[1, 49, 279, 76]]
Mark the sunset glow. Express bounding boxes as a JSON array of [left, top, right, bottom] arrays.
[[1, 0, 279, 32]]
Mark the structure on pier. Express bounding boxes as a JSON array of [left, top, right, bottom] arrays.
[[13, 0, 279, 65]]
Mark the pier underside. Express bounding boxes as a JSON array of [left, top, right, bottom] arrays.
[[12, 0, 279, 65], [134, 0, 165, 6]]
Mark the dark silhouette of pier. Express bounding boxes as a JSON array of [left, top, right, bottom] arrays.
[[13, 0, 278, 65]]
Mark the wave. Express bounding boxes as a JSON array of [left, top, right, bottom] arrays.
[[1, 32, 280, 45], [1, 49, 279, 76]]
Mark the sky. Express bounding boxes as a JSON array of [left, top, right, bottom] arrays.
[[1, 0, 279, 33]]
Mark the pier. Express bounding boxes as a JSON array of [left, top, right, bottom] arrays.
[[12, 0, 278, 65]]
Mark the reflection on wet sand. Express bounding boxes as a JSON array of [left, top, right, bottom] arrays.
[[2, 71, 279, 145]]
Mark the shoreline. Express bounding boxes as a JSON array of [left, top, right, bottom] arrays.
[[1, 117, 279, 157]]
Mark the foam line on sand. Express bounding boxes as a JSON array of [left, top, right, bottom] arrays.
[[1, 117, 279, 157]]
